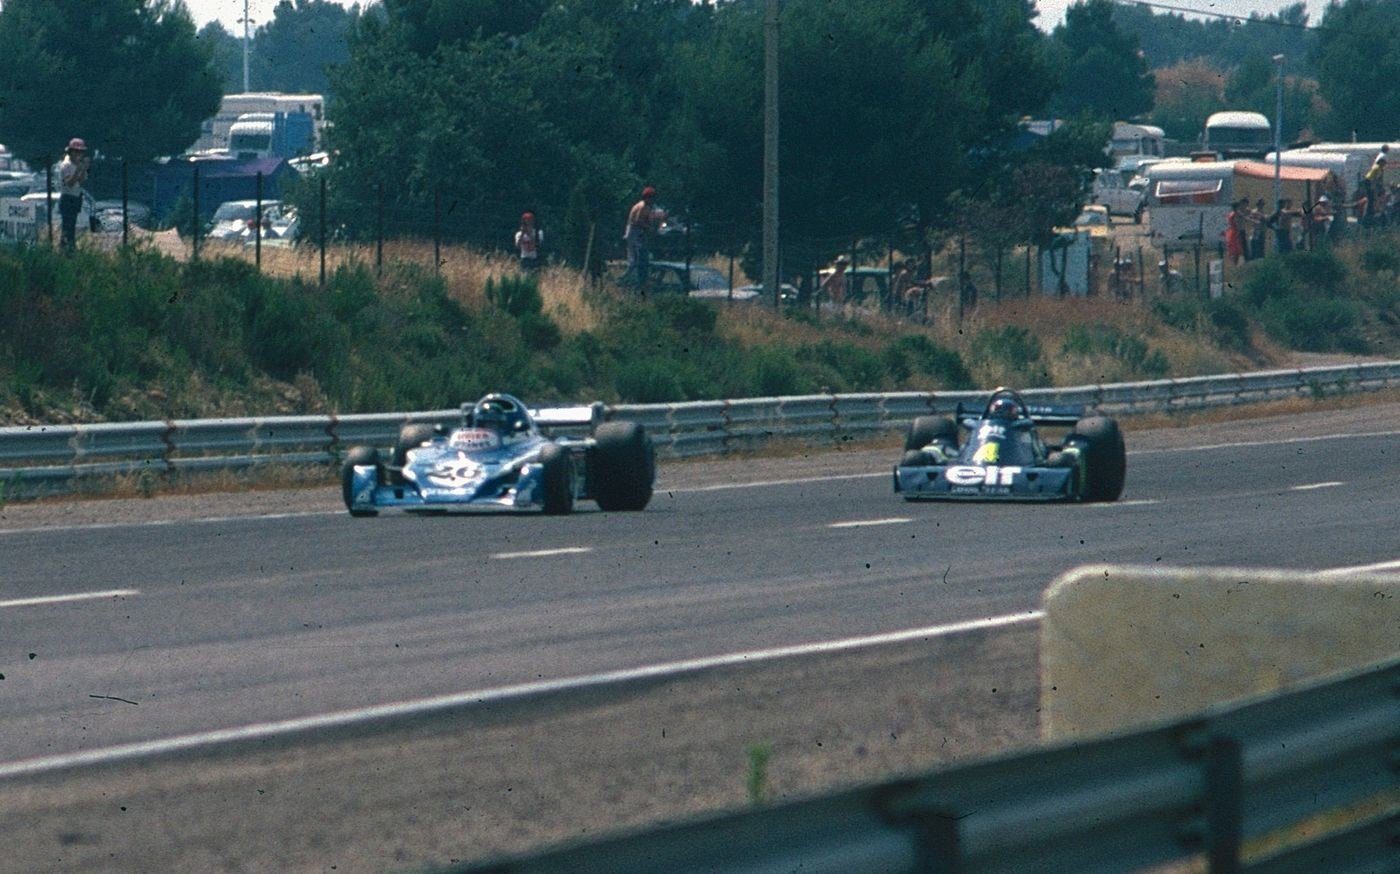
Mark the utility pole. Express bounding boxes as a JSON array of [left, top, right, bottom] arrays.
[[763, 0, 780, 309], [242, 0, 251, 92], [1273, 54, 1284, 211]]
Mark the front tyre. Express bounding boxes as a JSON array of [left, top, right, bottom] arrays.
[[539, 444, 575, 515], [905, 416, 958, 453], [591, 422, 654, 511], [342, 446, 380, 517]]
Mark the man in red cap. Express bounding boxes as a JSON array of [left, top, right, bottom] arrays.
[[515, 211, 542, 271], [58, 137, 90, 252], [623, 185, 663, 293]]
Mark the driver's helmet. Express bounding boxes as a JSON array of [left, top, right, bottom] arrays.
[[469, 394, 530, 437], [988, 397, 1020, 420]]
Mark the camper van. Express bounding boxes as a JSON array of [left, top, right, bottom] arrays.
[[1144, 160, 1236, 244], [1110, 122, 1165, 159], [1204, 111, 1273, 159]]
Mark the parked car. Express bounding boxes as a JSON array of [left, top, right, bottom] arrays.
[[1091, 168, 1145, 221], [206, 199, 296, 242], [92, 200, 152, 232]]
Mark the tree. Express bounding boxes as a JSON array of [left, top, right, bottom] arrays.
[[1312, 0, 1400, 140], [197, 21, 244, 93], [1051, 0, 1155, 120], [1149, 59, 1226, 142], [252, 0, 360, 95], [0, 0, 222, 164]]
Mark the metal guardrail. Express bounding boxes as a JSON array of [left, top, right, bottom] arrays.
[[467, 657, 1400, 873], [3, 361, 1399, 497]]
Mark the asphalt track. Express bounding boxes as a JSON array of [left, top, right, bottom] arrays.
[[4, 403, 1400, 766]]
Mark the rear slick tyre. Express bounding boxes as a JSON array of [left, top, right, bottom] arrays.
[[592, 422, 654, 511], [1072, 416, 1126, 502]]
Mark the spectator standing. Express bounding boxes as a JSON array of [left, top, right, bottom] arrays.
[[1224, 199, 1246, 265], [1306, 196, 1332, 248], [58, 137, 89, 253], [515, 211, 543, 271], [1362, 156, 1386, 227], [818, 255, 849, 309], [1268, 199, 1302, 255], [623, 186, 662, 292], [1249, 199, 1268, 260]]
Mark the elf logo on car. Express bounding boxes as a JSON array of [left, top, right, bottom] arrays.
[[945, 465, 1023, 486]]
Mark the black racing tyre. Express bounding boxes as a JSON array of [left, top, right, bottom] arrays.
[[342, 446, 380, 517], [904, 416, 958, 452], [1071, 416, 1126, 502], [591, 421, 654, 511], [539, 443, 575, 515], [393, 424, 438, 468]]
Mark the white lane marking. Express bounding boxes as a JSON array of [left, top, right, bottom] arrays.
[[1316, 557, 1400, 576], [0, 511, 340, 537], [1291, 481, 1344, 491], [667, 472, 885, 493], [1132, 428, 1400, 456], [0, 609, 1043, 780], [0, 589, 139, 609], [1086, 499, 1161, 508], [829, 517, 912, 529], [491, 546, 593, 560]]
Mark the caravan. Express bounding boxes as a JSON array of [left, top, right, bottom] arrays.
[[1143, 160, 1236, 244], [1264, 150, 1369, 200]]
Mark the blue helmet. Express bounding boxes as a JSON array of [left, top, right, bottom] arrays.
[[470, 394, 531, 436]]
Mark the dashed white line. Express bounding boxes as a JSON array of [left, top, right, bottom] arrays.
[[828, 517, 912, 529], [0, 608, 1044, 780], [0, 589, 139, 609], [491, 546, 593, 560], [1087, 498, 1161, 508], [1290, 481, 1344, 491]]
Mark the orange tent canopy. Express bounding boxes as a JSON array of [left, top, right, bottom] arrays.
[[1233, 160, 1335, 183]]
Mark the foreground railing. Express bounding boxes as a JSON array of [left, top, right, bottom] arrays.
[[3, 361, 1398, 497], [466, 657, 1399, 873]]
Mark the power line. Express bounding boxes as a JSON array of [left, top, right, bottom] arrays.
[[1111, 1, 1372, 37]]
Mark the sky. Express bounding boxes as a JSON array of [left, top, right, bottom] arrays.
[[183, 0, 1328, 32]]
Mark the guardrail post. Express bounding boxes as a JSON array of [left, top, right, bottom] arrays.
[[720, 399, 733, 454], [1204, 735, 1243, 874]]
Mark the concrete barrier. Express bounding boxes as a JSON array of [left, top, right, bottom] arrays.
[[1040, 565, 1400, 739]]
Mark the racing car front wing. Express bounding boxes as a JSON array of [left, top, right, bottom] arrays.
[[894, 462, 1079, 501]]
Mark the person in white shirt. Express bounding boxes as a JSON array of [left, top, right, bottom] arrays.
[[514, 211, 542, 270], [58, 137, 89, 253]]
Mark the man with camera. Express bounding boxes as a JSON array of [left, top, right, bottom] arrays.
[[58, 137, 89, 253]]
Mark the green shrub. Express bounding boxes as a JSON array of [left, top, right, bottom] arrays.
[[1280, 249, 1346, 292], [1361, 247, 1400, 274], [1241, 258, 1301, 307], [970, 325, 1047, 385], [1059, 325, 1169, 379], [884, 335, 972, 389], [1259, 294, 1365, 353], [1204, 298, 1251, 351], [484, 273, 543, 318]]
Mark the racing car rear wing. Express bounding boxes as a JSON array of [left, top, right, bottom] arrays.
[[955, 401, 1085, 426], [530, 403, 604, 430]]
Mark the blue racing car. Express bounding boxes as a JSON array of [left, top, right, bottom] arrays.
[[893, 388, 1126, 502], [341, 393, 654, 516]]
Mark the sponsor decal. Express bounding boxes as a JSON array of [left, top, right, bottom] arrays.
[[944, 465, 1023, 487], [450, 428, 501, 450]]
